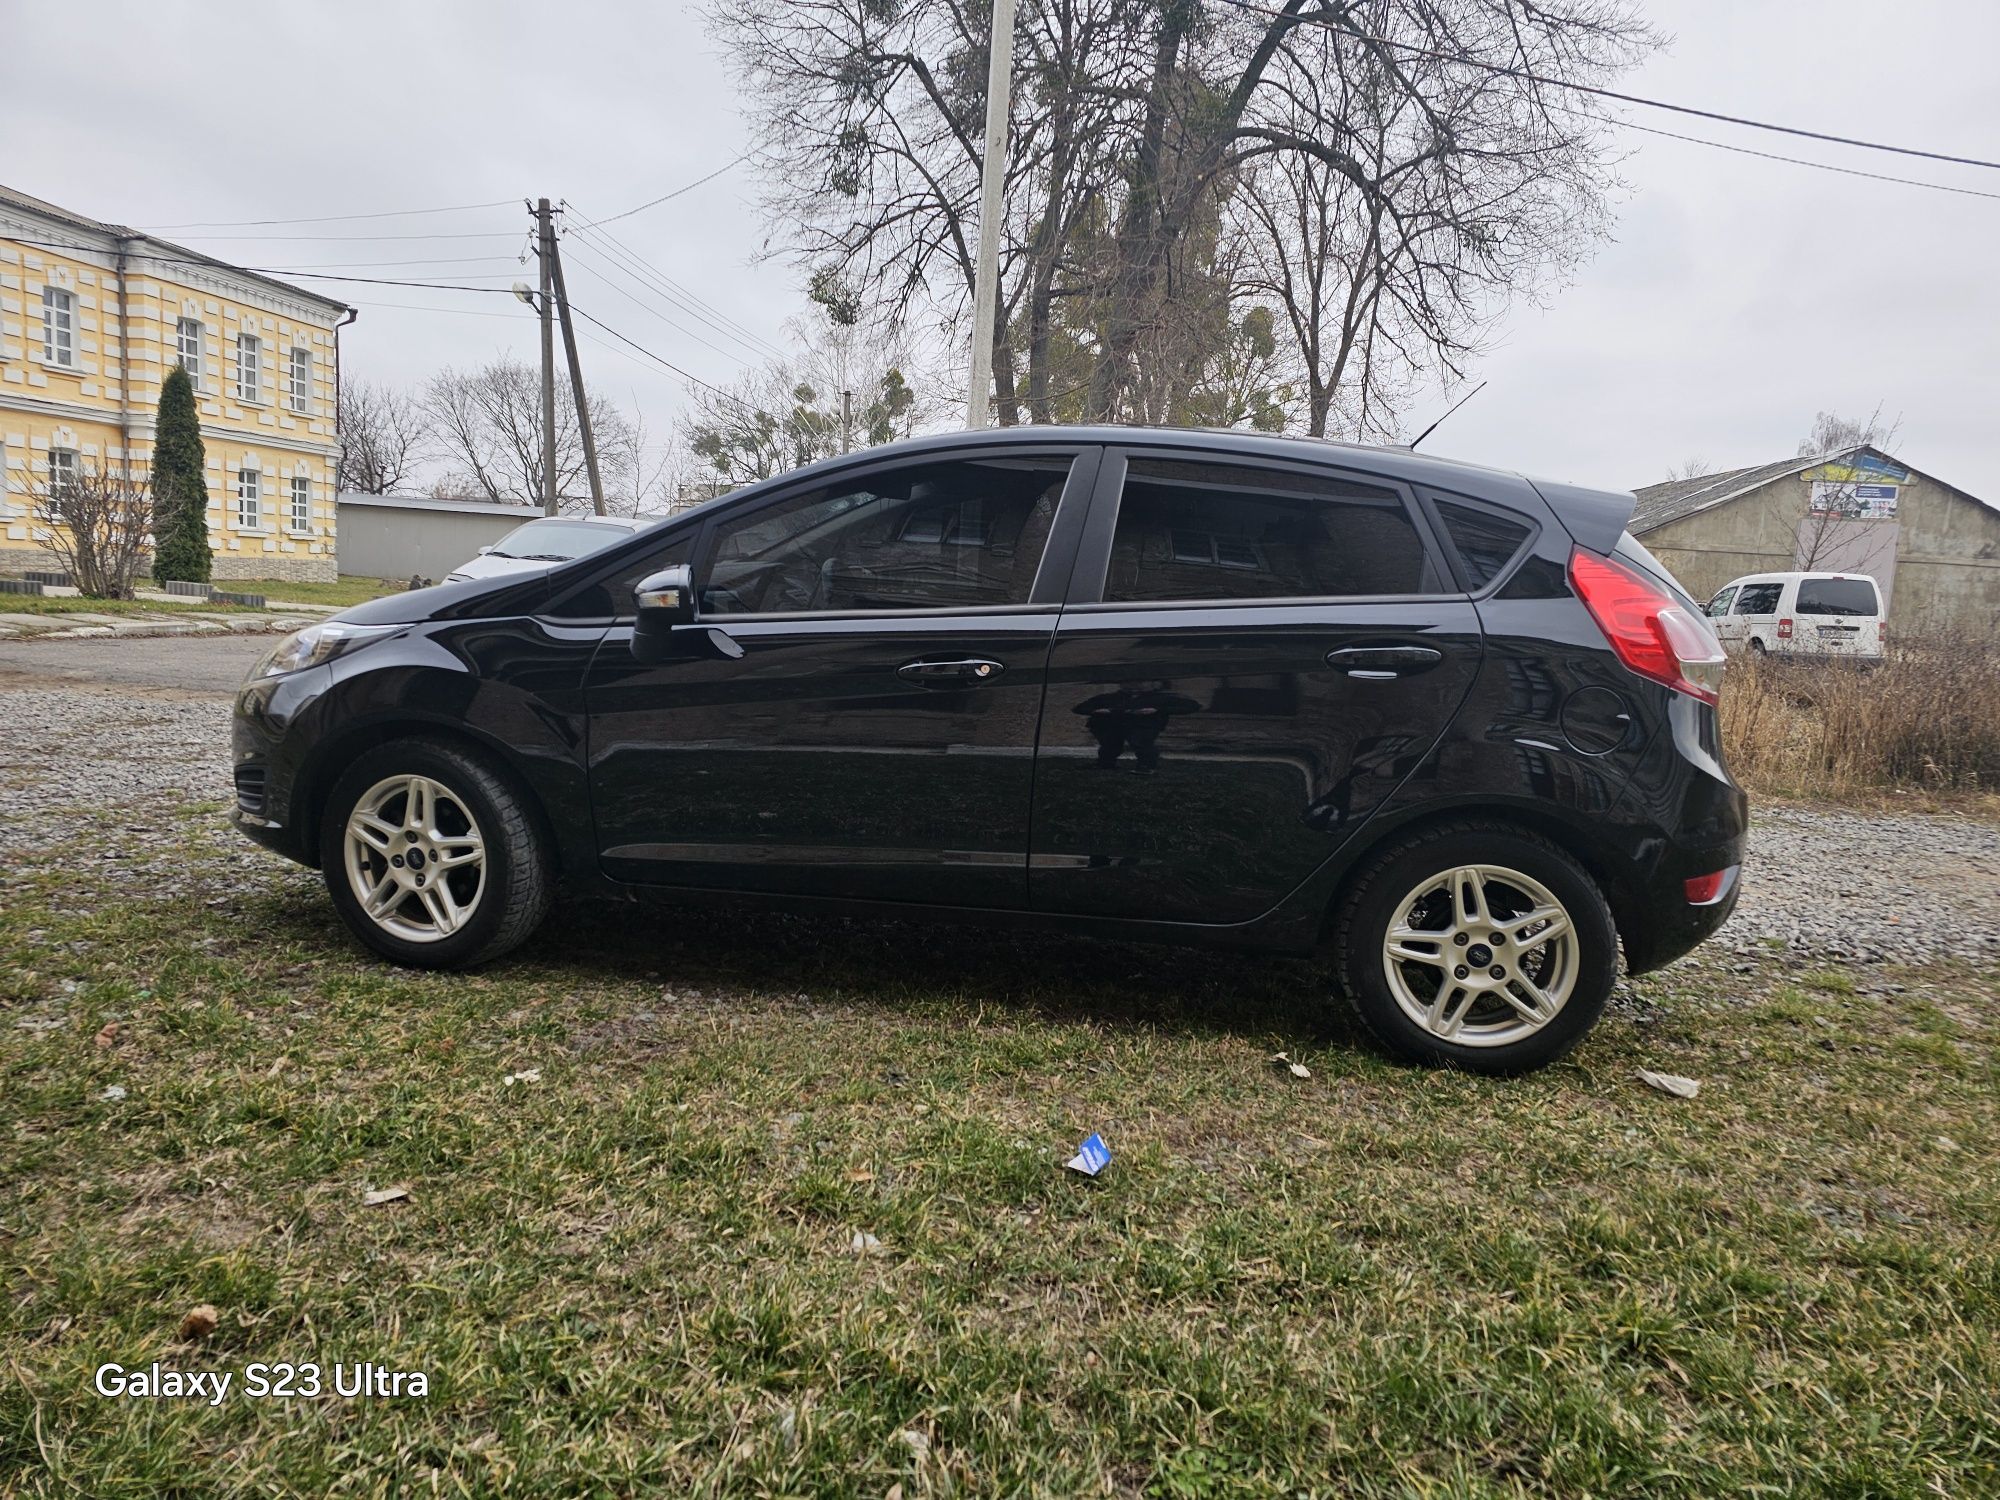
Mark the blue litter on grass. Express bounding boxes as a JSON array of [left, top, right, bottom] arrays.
[[1065, 1133, 1112, 1177]]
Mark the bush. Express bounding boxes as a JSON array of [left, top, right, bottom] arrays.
[[1720, 633, 2000, 795]]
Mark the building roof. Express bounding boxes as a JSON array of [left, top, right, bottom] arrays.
[[0, 182, 353, 316], [1633, 445, 1995, 534], [337, 491, 547, 519], [1630, 453, 1833, 534]]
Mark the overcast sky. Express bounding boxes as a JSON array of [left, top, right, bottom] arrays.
[[5, 1, 1995, 495]]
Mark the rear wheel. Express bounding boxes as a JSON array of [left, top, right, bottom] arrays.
[[320, 738, 552, 969], [1335, 822, 1618, 1074], [1748, 638, 1768, 656]]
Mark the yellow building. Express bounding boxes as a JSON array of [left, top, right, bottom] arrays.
[[1, 183, 353, 582]]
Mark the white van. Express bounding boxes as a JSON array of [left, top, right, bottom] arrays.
[[1703, 571, 1884, 659]]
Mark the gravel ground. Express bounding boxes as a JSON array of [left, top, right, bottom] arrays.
[[3, 673, 1995, 968]]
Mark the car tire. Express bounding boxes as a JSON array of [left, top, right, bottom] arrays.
[[1748, 638, 1767, 656], [319, 737, 553, 970], [1334, 821, 1619, 1075]]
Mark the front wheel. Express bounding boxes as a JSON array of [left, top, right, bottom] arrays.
[[1334, 822, 1618, 1074], [320, 738, 552, 969]]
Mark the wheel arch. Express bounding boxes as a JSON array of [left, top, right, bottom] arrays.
[[1318, 799, 1643, 964], [294, 715, 563, 873]]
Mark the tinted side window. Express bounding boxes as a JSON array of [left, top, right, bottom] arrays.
[[550, 531, 695, 620], [1735, 583, 1782, 615], [1105, 458, 1428, 603], [703, 456, 1070, 615], [1434, 499, 1532, 588], [1796, 578, 1878, 616]]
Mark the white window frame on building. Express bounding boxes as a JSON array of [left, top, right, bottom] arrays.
[[288, 346, 312, 414], [235, 333, 262, 403], [42, 287, 76, 368], [237, 467, 262, 529], [176, 318, 204, 386], [47, 447, 80, 519], [290, 474, 311, 531]]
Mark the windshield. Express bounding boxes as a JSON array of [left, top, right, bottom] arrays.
[[1796, 577, 1879, 616], [488, 519, 628, 562]]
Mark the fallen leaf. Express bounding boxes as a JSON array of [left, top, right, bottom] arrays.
[[1270, 1051, 1311, 1079], [99, 1084, 127, 1102], [178, 1304, 219, 1340], [362, 1185, 411, 1206], [848, 1230, 883, 1255], [1636, 1068, 1701, 1100], [845, 1168, 876, 1184], [94, 1022, 121, 1049], [503, 1068, 542, 1087], [896, 1428, 931, 1460]]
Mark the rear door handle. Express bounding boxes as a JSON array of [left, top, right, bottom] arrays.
[[1326, 645, 1445, 678], [898, 657, 1004, 688]]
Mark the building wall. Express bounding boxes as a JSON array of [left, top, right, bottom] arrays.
[[1641, 470, 2000, 634], [0, 203, 346, 583], [335, 495, 536, 582]]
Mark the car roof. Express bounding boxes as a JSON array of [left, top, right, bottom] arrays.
[[660, 424, 1638, 551], [1722, 571, 1875, 584]]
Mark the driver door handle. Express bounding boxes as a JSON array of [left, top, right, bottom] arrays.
[[1326, 644, 1444, 678], [899, 657, 1005, 688]]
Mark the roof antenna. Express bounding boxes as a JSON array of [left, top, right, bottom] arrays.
[[1407, 381, 1488, 450]]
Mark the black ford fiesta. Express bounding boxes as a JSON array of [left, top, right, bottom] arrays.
[[233, 426, 1744, 1073]]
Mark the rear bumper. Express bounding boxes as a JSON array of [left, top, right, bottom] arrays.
[[1620, 857, 1742, 974]]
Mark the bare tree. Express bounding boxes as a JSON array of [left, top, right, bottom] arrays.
[[30, 462, 153, 598], [713, 0, 1651, 430], [422, 358, 638, 513], [1665, 456, 1713, 481], [1787, 404, 1904, 571], [336, 379, 428, 494], [1797, 404, 1900, 459]]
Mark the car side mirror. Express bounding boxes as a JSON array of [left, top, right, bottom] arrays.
[[631, 563, 697, 663], [477, 544, 493, 555]]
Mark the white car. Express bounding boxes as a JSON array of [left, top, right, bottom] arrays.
[[1703, 571, 1884, 659], [445, 516, 652, 583]]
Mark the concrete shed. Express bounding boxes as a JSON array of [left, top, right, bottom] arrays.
[[335, 492, 541, 582], [1631, 446, 1999, 635]]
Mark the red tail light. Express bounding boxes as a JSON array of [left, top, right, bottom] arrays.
[[1777, 618, 1794, 640], [1569, 549, 1727, 705]]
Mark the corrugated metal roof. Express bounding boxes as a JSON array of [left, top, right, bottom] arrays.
[[1630, 453, 1830, 534], [337, 491, 546, 519]]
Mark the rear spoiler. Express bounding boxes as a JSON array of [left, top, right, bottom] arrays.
[[1527, 478, 1637, 557]]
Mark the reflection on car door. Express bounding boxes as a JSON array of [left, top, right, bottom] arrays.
[[1706, 585, 1741, 647], [1029, 450, 1482, 926], [582, 448, 1095, 908]]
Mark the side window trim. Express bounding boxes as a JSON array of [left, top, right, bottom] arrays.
[[690, 445, 1094, 621], [1064, 444, 1457, 609]]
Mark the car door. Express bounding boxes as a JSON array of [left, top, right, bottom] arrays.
[[1732, 580, 1782, 651], [581, 445, 1096, 908], [1028, 448, 1482, 927], [1705, 585, 1741, 647]]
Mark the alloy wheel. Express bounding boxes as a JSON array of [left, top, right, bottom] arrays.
[[1380, 864, 1579, 1047], [342, 774, 487, 944]]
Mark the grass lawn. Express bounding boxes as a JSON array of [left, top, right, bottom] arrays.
[[225, 576, 402, 609], [0, 597, 270, 618], [2, 803, 1995, 1495]]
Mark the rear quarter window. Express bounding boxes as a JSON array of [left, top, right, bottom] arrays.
[[1796, 578, 1879, 616], [1432, 499, 1533, 589]]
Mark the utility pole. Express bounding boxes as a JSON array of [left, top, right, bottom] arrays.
[[533, 198, 559, 515], [963, 0, 1016, 430], [547, 234, 607, 515], [841, 389, 853, 454]]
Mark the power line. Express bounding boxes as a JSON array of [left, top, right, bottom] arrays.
[[1215, 0, 2000, 173], [565, 213, 787, 360], [153, 229, 521, 242], [559, 237, 767, 368], [141, 197, 517, 230], [9, 237, 522, 294], [573, 153, 752, 229], [565, 300, 766, 417], [1586, 112, 2000, 203]]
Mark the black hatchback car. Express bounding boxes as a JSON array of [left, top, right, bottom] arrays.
[[233, 427, 1744, 1073]]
